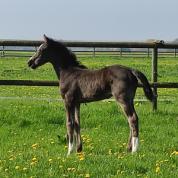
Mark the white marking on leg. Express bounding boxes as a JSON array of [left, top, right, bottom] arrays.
[[132, 137, 139, 153], [67, 135, 77, 156], [67, 141, 74, 156]]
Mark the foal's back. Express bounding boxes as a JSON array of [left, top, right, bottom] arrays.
[[61, 65, 138, 103]]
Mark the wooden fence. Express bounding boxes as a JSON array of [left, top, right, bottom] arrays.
[[1, 39, 178, 110], [1, 40, 178, 58]]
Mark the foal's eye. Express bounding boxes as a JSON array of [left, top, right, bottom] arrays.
[[38, 48, 42, 52]]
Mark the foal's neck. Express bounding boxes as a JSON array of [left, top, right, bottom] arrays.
[[52, 63, 61, 80], [51, 55, 86, 80], [52, 62, 75, 80]]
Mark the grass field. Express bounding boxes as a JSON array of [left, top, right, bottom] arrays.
[[0, 56, 178, 177]]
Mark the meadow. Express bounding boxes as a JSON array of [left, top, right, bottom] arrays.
[[0, 55, 178, 177]]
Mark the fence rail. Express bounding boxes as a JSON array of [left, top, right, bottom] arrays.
[[1, 80, 178, 88], [1, 39, 178, 48], [1, 39, 178, 110], [1, 49, 178, 58], [1, 40, 178, 58]]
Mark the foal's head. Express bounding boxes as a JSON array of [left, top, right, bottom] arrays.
[[28, 35, 86, 70], [28, 35, 54, 69]]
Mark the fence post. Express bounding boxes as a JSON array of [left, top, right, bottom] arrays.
[[2, 45, 5, 57], [147, 48, 150, 58], [93, 47, 95, 57], [152, 46, 158, 110], [120, 48, 122, 57], [174, 48, 177, 58]]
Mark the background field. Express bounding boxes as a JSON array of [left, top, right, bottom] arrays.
[[0, 56, 178, 177]]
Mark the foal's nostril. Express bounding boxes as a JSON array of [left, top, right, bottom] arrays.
[[28, 61, 31, 67], [28, 60, 33, 67]]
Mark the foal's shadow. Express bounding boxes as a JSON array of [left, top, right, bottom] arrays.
[[57, 134, 68, 145], [47, 117, 67, 144], [47, 118, 64, 125]]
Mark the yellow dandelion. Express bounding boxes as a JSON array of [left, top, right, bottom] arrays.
[[48, 158, 53, 163], [15, 166, 20, 170], [172, 151, 178, 155], [32, 157, 37, 162], [23, 167, 28, 171], [85, 173, 90, 178], [67, 167, 76, 172], [156, 166, 160, 173], [30, 162, 37, 166], [30, 157, 38, 165], [31, 143, 38, 149], [79, 157, 85, 161], [62, 158, 66, 162], [86, 139, 91, 143], [5, 168, 8, 172], [77, 152, 85, 161], [156, 162, 159, 167], [172, 164, 176, 168], [137, 174, 142, 177], [120, 171, 125, 174], [108, 149, 112, 155]]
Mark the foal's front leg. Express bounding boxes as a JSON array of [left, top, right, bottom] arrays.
[[65, 102, 76, 156]]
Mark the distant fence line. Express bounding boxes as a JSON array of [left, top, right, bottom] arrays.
[[1, 48, 178, 58], [0, 40, 178, 58], [1, 39, 178, 110]]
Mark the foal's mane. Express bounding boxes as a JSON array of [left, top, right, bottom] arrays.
[[49, 38, 87, 69]]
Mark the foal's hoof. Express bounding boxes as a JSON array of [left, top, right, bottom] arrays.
[[77, 145, 83, 153], [127, 145, 132, 152]]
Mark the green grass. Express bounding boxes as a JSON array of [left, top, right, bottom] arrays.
[[0, 56, 178, 177]]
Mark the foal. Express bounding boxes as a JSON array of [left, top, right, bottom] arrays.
[[28, 35, 154, 155]]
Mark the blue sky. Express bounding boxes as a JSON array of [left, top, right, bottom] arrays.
[[0, 0, 178, 41]]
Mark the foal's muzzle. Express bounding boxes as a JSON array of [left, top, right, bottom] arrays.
[[28, 58, 37, 69]]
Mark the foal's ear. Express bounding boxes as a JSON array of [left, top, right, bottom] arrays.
[[43, 34, 50, 44]]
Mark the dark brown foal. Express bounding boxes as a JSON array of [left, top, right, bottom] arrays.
[[28, 35, 154, 155]]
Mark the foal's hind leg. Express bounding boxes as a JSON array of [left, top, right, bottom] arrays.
[[114, 91, 139, 153], [74, 104, 82, 152], [121, 101, 139, 153]]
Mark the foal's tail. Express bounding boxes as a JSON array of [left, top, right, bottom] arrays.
[[132, 70, 154, 102]]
